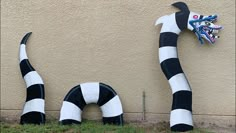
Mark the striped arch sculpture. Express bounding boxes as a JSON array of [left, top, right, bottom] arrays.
[[19, 32, 45, 124], [59, 82, 123, 125], [155, 2, 222, 132]]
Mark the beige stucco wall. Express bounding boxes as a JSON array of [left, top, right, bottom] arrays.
[[1, 0, 235, 127]]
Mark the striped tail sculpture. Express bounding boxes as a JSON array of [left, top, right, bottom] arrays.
[[155, 2, 222, 132], [59, 82, 123, 125], [19, 32, 45, 124]]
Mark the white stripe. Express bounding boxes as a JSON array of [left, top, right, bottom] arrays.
[[24, 71, 44, 88], [59, 101, 82, 122], [81, 82, 99, 104], [188, 12, 200, 31], [168, 73, 191, 94], [159, 13, 181, 34], [170, 109, 193, 127], [100, 95, 123, 117], [159, 46, 178, 63], [22, 99, 45, 115], [19, 44, 28, 62]]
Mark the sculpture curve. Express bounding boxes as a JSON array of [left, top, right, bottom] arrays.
[[19, 32, 45, 124], [59, 82, 123, 126], [155, 2, 222, 132]]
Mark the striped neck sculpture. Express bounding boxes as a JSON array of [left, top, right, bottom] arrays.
[[19, 32, 45, 124], [155, 2, 222, 132]]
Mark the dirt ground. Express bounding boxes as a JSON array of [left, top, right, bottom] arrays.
[[131, 120, 236, 133]]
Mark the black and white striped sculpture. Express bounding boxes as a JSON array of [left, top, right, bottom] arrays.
[[59, 82, 123, 125], [19, 32, 45, 124], [155, 2, 222, 132]]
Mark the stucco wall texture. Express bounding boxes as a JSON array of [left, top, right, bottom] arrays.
[[1, 0, 235, 127]]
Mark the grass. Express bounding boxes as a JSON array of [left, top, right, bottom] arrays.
[[0, 120, 213, 133]]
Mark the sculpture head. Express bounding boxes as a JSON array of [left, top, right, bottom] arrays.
[[155, 2, 223, 45], [188, 14, 223, 44]]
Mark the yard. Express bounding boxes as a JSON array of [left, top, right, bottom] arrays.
[[0, 120, 215, 133]]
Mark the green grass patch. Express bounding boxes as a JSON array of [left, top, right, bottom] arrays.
[[0, 120, 213, 133]]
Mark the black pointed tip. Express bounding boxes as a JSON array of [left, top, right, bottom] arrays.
[[172, 2, 189, 12], [20, 32, 33, 45], [27, 32, 32, 34], [172, 1, 186, 5]]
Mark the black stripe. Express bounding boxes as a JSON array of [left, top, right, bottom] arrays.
[[159, 32, 178, 48], [171, 124, 193, 132], [26, 84, 45, 102], [64, 85, 86, 110], [103, 114, 123, 126], [20, 59, 35, 77], [20, 111, 45, 125], [175, 11, 190, 30], [172, 90, 192, 111], [60, 119, 81, 125], [20, 32, 32, 45], [160, 58, 183, 80], [97, 83, 117, 106]]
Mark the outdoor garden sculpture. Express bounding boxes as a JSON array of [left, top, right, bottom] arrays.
[[59, 82, 123, 125], [18, 1, 223, 131], [155, 2, 222, 132], [19, 32, 45, 124]]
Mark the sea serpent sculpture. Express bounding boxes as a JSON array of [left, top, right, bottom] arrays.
[[155, 2, 222, 132], [19, 32, 45, 124]]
